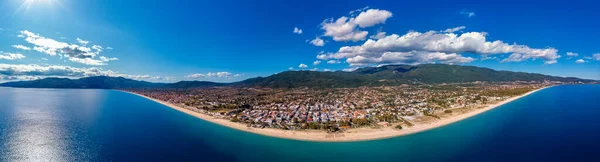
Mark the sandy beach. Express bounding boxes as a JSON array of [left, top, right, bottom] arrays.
[[123, 86, 551, 142]]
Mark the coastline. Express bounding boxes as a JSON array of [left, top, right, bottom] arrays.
[[122, 86, 552, 142]]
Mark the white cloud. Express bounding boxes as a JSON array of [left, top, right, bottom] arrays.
[[76, 38, 89, 46], [323, 69, 333, 72], [41, 58, 48, 61], [293, 27, 303, 34], [310, 36, 325, 46], [321, 17, 368, 42], [99, 56, 119, 62], [313, 60, 321, 65], [68, 58, 107, 66], [480, 55, 497, 60], [288, 67, 294, 70], [353, 9, 393, 28], [321, 9, 392, 42], [443, 26, 466, 33], [0, 63, 169, 82], [317, 30, 560, 65], [207, 72, 233, 78], [310, 68, 318, 71], [592, 53, 600, 61], [12, 45, 32, 51], [17, 30, 118, 66], [575, 59, 586, 63], [92, 45, 103, 52], [0, 52, 26, 60], [0, 75, 41, 82], [349, 6, 369, 15], [185, 72, 243, 80], [327, 60, 341, 64], [342, 67, 359, 72], [298, 63, 308, 68], [345, 51, 474, 66], [370, 31, 386, 39], [106, 47, 114, 50], [566, 52, 579, 57], [460, 11, 476, 17]]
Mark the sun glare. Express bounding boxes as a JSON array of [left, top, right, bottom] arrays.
[[22, 0, 55, 9]]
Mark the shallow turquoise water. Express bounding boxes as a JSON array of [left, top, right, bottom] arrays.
[[1, 85, 599, 161]]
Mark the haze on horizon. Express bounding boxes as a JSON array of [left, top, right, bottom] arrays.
[[0, 0, 599, 83]]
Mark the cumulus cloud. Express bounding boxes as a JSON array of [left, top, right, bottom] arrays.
[[185, 72, 243, 80], [313, 60, 321, 65], [345, 51, 474, 66], [566, 52, 579, 57], [0, 63, 170, 82], [17, 30, 118, 66], [353, 9, 393, 28], [370, 31, 386, 39], [0, 52, 26, 60], [460, 11, 476, 17], [321, 9, 392, 42], [323, 69, 333, 72], [317, 30, 560, 65], [293, 27, 303, 34], [443, 26, 466, 33], [298, 63, 308, 68], [310, 36, 325, 46], [575, 59, 586, 63], [12, 45, 31, 51]]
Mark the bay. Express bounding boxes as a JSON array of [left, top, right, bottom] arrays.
[[1, 85, 599, 161]]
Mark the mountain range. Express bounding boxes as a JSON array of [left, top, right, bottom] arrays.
[[1, 64, 596, 89]]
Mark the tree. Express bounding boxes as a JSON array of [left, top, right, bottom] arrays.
[[395, 125, 403, 130]]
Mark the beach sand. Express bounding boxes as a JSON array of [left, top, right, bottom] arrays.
[[123, 86, 551, 142]]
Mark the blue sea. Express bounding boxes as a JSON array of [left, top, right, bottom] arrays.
[[1, 85, 599, 162]]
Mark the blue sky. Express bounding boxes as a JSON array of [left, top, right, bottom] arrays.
[[0, 0, 599, 82]]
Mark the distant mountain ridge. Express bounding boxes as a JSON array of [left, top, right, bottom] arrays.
[[1, 64, 596, 89]]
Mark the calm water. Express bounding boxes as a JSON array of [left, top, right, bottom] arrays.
[[1, 85, 599, 162]]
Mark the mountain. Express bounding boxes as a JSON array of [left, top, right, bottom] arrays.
[[0, 76, 164, 89], [239, 64, 596, 88], [0, 64, 596, 89], [351, 64, 589, 83]]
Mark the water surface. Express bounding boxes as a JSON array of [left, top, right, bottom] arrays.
[[1, 85, 599, 161]]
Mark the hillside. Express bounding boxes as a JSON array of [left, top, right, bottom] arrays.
[[0, 64, 596, 89], [239, 64, 595, 88], [0, 76, 163, 89]]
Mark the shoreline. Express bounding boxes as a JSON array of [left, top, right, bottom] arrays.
[[122, 86, 552, 142]]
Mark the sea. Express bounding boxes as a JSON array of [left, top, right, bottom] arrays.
[[0, 85, 599, 162]]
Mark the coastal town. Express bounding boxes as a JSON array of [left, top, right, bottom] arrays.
[[127, 81, 559, 133]]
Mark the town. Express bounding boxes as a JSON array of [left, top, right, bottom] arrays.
[[128, 81, 557, 132]]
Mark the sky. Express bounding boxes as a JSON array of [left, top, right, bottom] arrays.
[[0, 0, 599, 83]]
